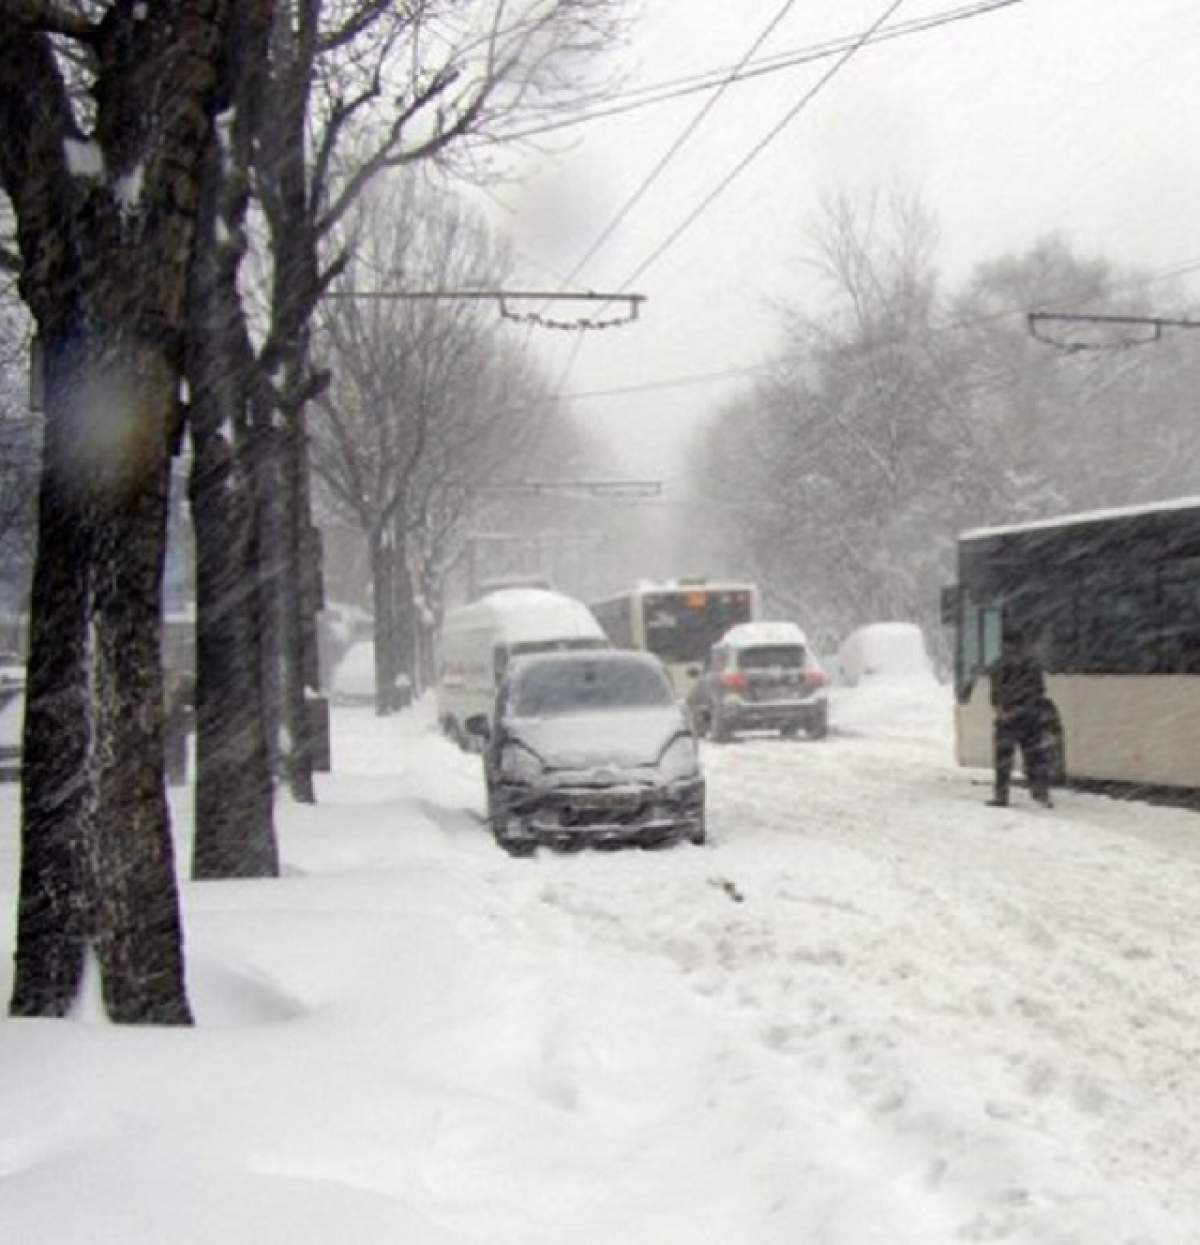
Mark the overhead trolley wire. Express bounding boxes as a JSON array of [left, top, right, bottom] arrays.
[[544, 1, 800, 411], [558, 0, 800, 291], [611, 0, 911, 298], [494, 1, 1023, 146]]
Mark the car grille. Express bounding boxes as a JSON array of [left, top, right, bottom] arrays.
[[551, 790, 649, 827]]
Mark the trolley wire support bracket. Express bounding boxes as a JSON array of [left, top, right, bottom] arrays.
[[496, 291, 645, 332], [324, 287, 646, 333], [1027, 310, 1200, 353]]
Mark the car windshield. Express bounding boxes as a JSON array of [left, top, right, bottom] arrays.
[[511, 658, 673, 716], [738, 645, 805, 670]]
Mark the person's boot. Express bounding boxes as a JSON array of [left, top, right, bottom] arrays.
[[986, 787, 1009, 807]]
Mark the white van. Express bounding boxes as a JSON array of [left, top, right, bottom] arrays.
[[436, 588, 608, 748]]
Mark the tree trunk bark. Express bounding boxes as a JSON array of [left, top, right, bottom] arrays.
[[87, 353, 190, 1023], [280, 390, 318, 797], [187, 320, 278, 877], [391, 523, 417, 697], [369, 528, 398, 714], [185, 0, 279, 879], [13, 331, 192, 1024], [9, 337, 91, 1016]]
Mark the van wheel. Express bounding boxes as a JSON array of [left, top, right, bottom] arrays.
[[806, 713, 828, 740]]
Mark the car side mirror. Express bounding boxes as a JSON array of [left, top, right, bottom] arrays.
[[464, 714, 490, 740]]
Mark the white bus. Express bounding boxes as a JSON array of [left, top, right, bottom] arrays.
[[589, 580, 761, 696], [942, 496, 1200, 800]]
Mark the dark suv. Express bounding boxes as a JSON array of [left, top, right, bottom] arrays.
[[688, 622, 829, 741]]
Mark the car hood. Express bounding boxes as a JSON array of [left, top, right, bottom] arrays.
[[506, 707, 689, 772]]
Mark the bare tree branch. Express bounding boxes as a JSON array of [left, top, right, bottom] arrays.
[[0, 0, 100, 42]]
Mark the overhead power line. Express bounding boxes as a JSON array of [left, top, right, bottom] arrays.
[[558, 0, 799, 290], [612, 0, 910, 298], [493, 0, 1024, 146]]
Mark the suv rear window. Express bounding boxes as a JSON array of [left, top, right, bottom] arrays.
[[738, 645, 805, 670], [512, 658, 673, 716]]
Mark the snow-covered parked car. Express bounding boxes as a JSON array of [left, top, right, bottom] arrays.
[[836, 621, 935, 686], [332, 640, 411, 708], [466, 649, 705, 857], [687, 620, 829, 741]]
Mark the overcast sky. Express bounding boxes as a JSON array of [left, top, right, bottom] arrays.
[[472, 0, 1200, 484]]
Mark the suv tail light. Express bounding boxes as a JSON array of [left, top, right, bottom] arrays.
[[805, 667, 829, 687], [719, 671, 748, 691]]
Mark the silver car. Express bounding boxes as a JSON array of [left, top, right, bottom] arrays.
[[467, 649, 706, 856], [687, 621, 829, 741]]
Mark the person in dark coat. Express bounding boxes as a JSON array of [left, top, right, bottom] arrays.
[[988, 628, 1053, 807]]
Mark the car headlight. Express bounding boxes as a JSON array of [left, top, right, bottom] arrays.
[[499, 741, 543, 784], [658, 734, 699, 782]]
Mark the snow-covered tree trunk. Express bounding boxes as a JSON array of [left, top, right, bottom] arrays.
[[1, 2, 234, 1022]]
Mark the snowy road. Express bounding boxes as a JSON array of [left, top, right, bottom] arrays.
[[393, 680, 1200, 1241], [3, 678, 1200, 1244]]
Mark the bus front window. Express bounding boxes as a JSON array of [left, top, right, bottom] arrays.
[[643, 591, 754, 664]]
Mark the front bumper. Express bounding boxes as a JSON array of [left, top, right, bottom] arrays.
[[493, 777, 705, 850]]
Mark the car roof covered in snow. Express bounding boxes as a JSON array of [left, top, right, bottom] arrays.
[[442, 589, 605, 643], [717, 621, 808, 649]]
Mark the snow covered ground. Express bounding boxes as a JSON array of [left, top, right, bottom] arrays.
[[2, 676, 1199, 1244]]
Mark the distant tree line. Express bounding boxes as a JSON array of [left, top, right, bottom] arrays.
[[683, 189, 1200, 654]]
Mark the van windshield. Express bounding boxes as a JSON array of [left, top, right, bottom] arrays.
[[739, 645, 805, 670]]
